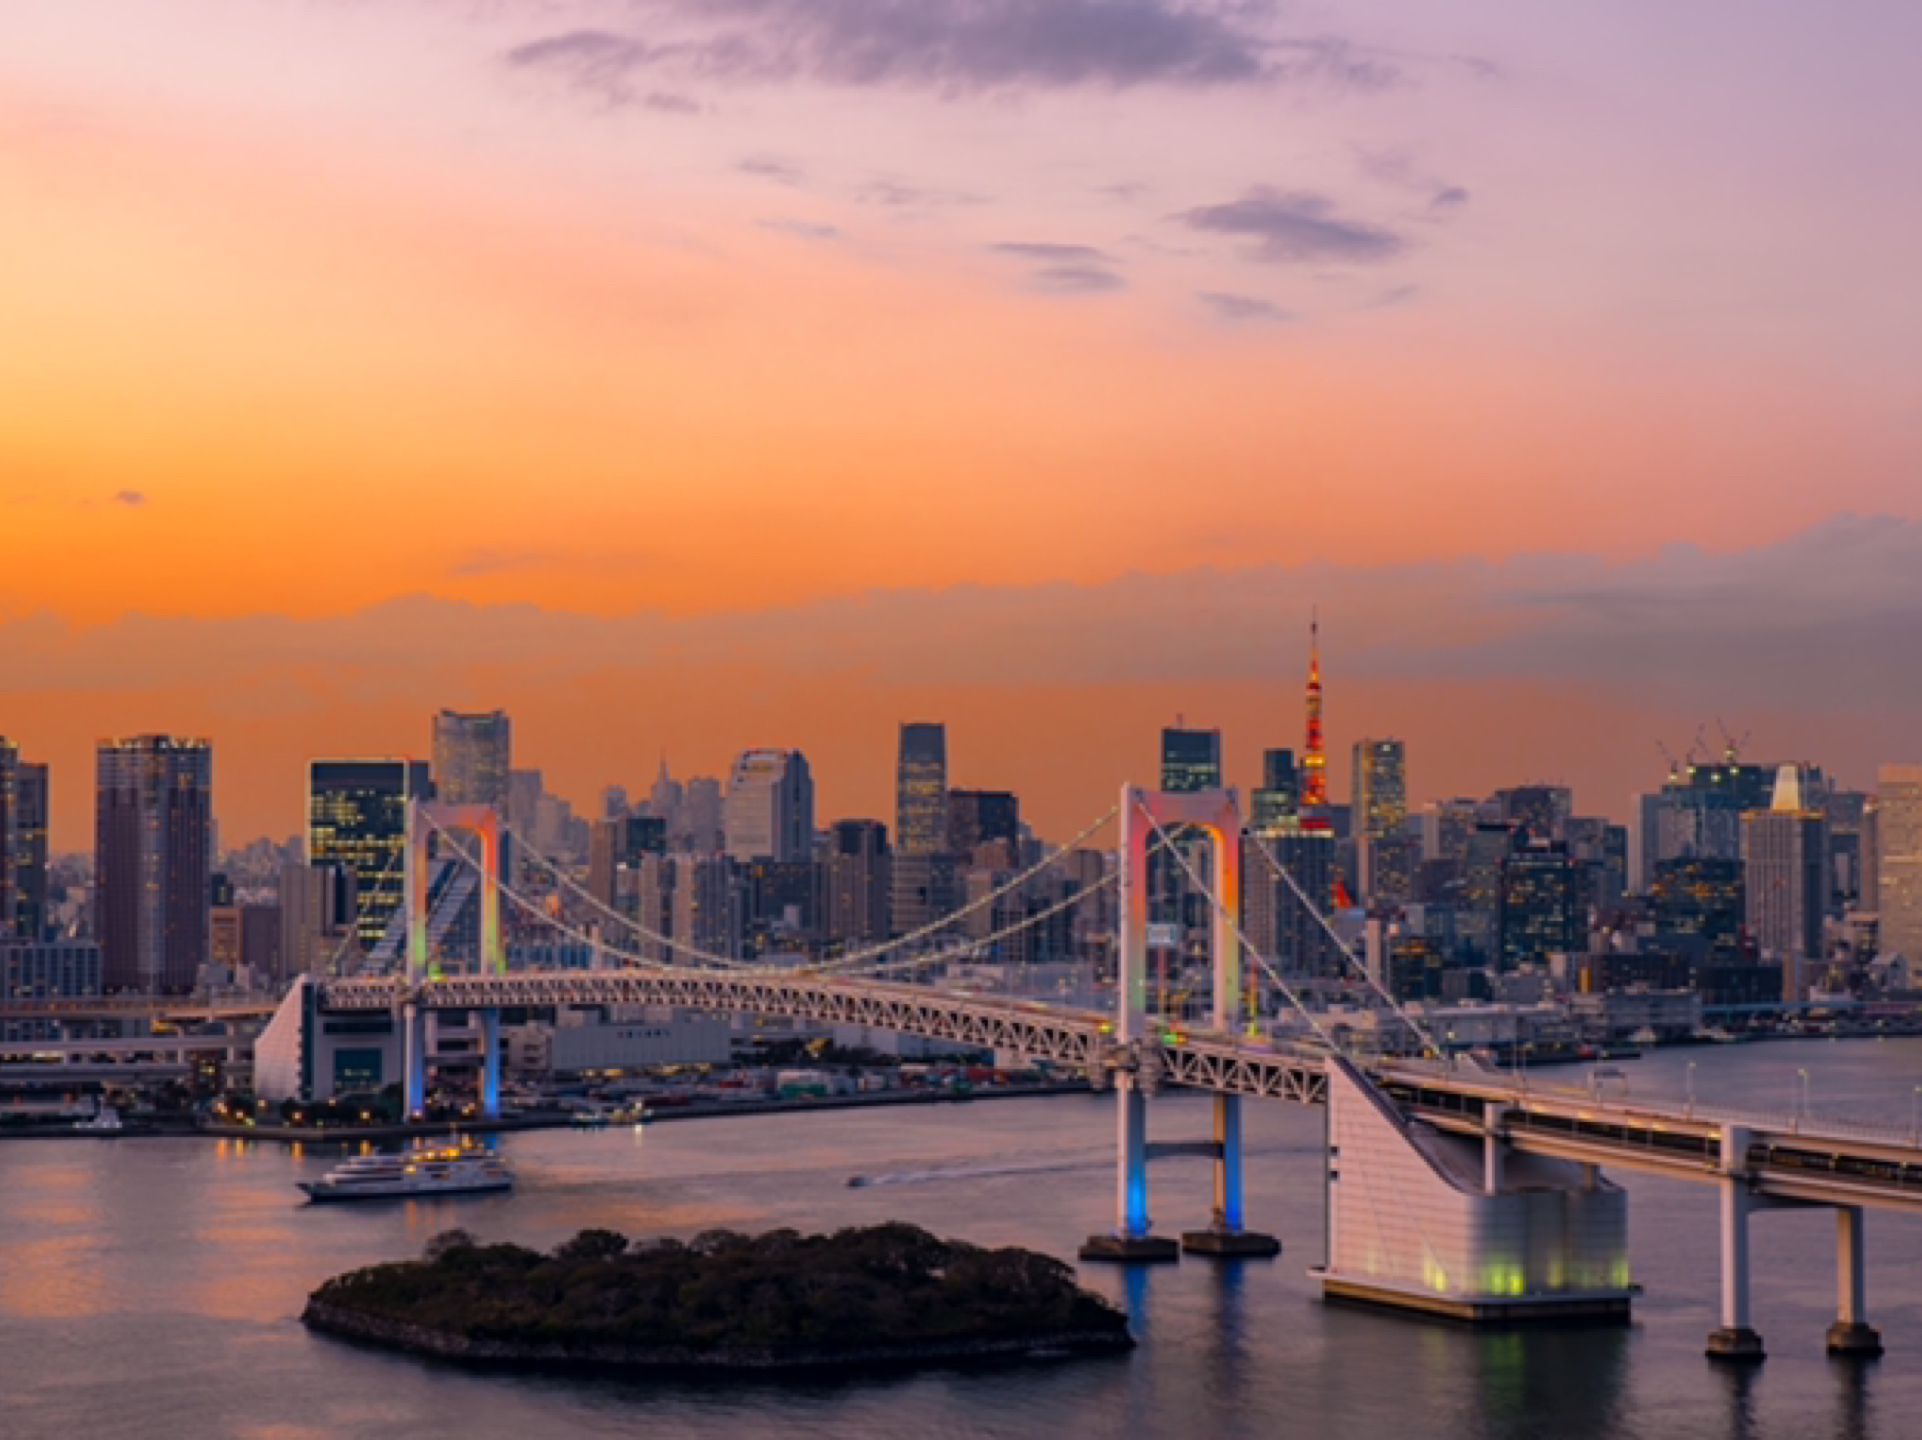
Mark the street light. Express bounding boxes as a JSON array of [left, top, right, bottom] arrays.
[[1795, 1068, 1810, 1131], [1910, 1085, 1920, 1147], [1686, 1061, 1697, 1120]]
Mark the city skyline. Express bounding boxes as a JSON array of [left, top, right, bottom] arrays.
[[1, 684, 1911, 857]]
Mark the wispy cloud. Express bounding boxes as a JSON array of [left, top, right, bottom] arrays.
[[500, 1, 1406, 103], [448, 548, 549, 578], [991, 241, 1125, 294], [1198, 291, 1290, 323], [738, 154, 806, 185], [111, 490, 146, 507], [1179, 188, 1405, 264], [761, 217, 842, 241]]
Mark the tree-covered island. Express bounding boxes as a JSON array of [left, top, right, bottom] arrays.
[[303, 1223, 1135, 1373]]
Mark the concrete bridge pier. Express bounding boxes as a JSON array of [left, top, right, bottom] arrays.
[[1707, 1124, 1765, 1363], [1182, 1093, 1281, 1257], [479, 1008, 503, 1121], [1826, 1206, 1883, 1358], [1080, 1071, 1179, 1262], [401, 1003, 426, 1120]]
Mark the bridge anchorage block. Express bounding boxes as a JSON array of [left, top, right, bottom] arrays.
[[1079, 1234, 1181, 1264], [1706, 1327, 1766, 1364], [1180, 1228, 1281, 1259], [1825, 1322, 1884, 1359]]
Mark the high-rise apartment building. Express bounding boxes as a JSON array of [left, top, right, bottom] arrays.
[[1876, 765, 1922, 963], [723, 749, 814, 862], [0, 743, 44, 940], [827, 820, 891, 949], [1160, 726, 1222, 793], [431, 709, 510, 809], [0, 740, 16, 938], [12, 761, 48, 941], [96, 736, 214, 993], [308, 759, 431, 950], [896, 723, 948, 856]]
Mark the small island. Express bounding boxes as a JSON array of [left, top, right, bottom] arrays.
[[302, 1222, 1134, 1374]]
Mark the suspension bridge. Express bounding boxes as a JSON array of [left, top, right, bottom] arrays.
[[247, 784, 1922, 1363]]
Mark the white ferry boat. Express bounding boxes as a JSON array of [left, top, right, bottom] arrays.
[[299, 1140, 513, 1202]]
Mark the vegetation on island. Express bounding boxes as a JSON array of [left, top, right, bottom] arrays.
[[303, 1223, 1133, 1369]]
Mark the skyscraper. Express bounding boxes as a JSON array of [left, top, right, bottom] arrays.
[[1875, 765, 1922, 963], [1742, 766, 1829, 996], [723, 749, 814, 862], [1159, 726, 1222, 793], [895, 722, 948, 856], [1251, 749, 1299, 831], [96, 736, 213, 993], [1352, 739, 1406, 837], [432, 709, 510, 809], [12, 761, 48, 941], [308, 758, 431, 950], [947, 789, 1021, 859], [1352, 738, 1412, 905], [0, 740, 17, 938]]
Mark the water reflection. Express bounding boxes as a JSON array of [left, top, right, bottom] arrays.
[[1831, 1354, 1877, 1440], [1476, 1326, 1628, 1440]]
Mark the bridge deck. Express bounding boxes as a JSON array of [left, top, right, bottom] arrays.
[[314, 969, 1922, 1213]]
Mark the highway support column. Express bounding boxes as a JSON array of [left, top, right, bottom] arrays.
[[1826, 1206, 1884, 1357], [1707, 1124, 1765, 1363]]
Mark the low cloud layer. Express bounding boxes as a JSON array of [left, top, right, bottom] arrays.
[[7, 518, 1919, 847]]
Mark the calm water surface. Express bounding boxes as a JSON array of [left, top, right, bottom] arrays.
[[5, 1038, 1922, 1439]]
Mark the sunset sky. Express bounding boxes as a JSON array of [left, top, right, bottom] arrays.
[[3, 1, 1919, 848]]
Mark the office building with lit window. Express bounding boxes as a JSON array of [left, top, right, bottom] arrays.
[[1160, 726, 1222, 793], [308, 759, 431, 950], [895, 723, 949, 856]]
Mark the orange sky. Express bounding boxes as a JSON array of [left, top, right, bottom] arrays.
[[3, 2, 1918, 845]]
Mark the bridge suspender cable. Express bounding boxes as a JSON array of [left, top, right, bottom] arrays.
[[421, 804, 1124, 985], [486, 805, 1120, 979], [1138, 809, 1342, 1053], [803, 806, 1120, 977], [1242, 828, 1447, 1060]]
